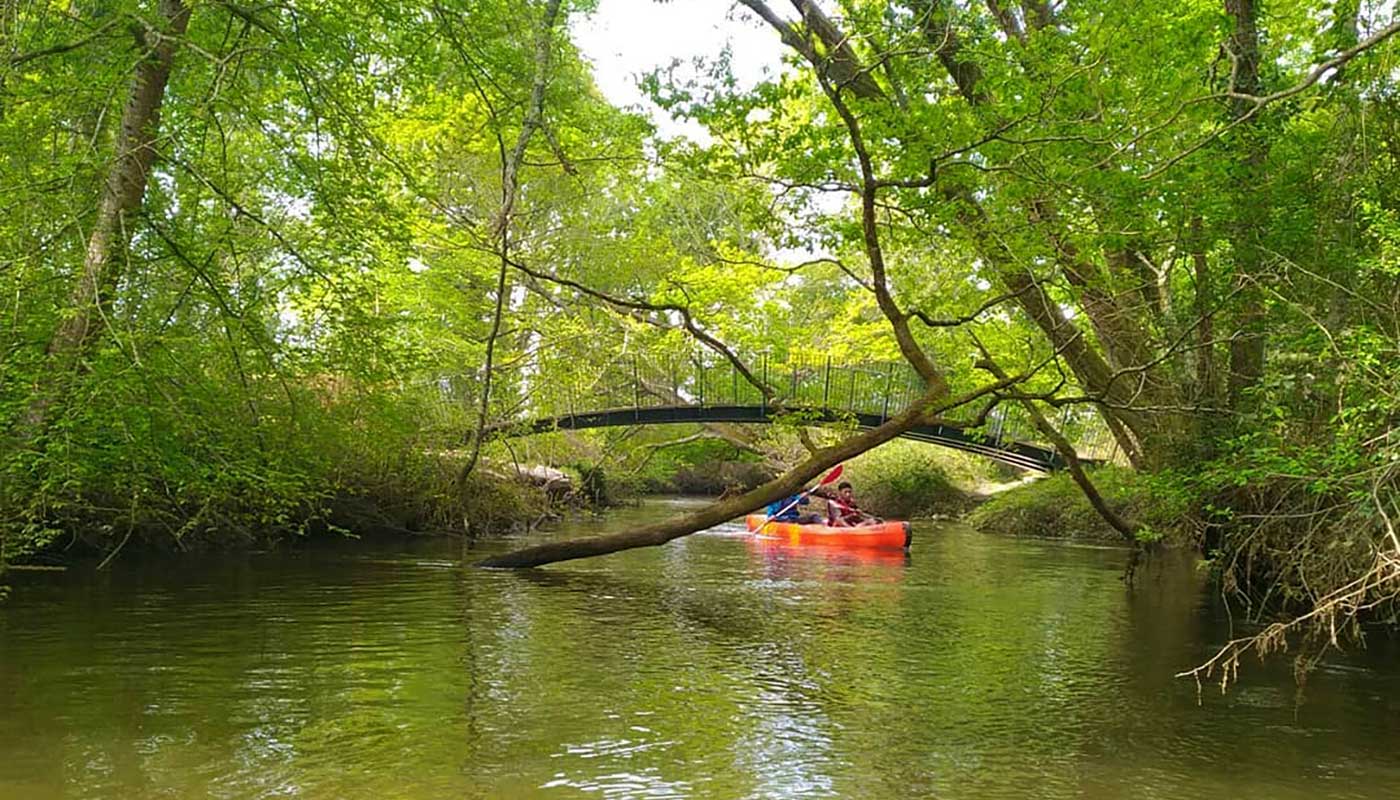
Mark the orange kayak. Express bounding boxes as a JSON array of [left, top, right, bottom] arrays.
[[745, 514, 912, 550]]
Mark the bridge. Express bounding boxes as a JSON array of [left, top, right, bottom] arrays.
[[438, 350, 1120, 473]]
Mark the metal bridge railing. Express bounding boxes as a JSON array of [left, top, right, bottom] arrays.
[[423, 347, 1121, 464]]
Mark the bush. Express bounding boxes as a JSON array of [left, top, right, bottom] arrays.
[[837, 441, 974, 519], [1190, 432, 1400, 619], [564, 461, 611, 506], [672, 460, 775, 495], [0, 367, 550, 564]]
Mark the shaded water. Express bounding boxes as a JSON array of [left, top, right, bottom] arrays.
[[4, 497, 1400, 799]]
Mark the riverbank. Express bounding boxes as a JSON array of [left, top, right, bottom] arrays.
[[642, 441, 993, 521], [0, 455, 567, 569], [964, 467, 1192, 545]]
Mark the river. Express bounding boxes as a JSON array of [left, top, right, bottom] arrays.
[[3, 497, 1400, 799]]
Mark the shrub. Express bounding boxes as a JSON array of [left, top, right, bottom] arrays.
[[672, 460, 775, 495], [837, 441, 974, 519]]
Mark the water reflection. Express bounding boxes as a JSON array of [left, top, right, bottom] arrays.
[[4, 504, 1400, 799], [744, 536, 913, 572]]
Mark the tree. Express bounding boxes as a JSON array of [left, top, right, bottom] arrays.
[[20, 0, 190, 435], [480, 0, 1400, 568]]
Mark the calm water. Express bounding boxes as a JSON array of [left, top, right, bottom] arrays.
[[4, 497, 1400, 799]]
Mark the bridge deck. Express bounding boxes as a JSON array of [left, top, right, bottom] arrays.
[[487, 404, 1075, 472], [445, 350, 1118, 471]]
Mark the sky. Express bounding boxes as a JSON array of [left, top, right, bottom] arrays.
[[570, 1, 843, 261], [571, 0, 787, 140]]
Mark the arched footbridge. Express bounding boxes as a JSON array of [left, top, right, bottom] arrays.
[[450, 352, 1120, 473]]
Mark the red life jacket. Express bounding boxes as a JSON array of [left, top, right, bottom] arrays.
[[826, 495, 862, 525]]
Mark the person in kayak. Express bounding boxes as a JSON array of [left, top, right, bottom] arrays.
[[765, 492, 824, 524], [821, 481, 879, 527]]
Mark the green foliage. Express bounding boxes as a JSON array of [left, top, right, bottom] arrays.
[[838, 441, 976, 519], [0, 0, 596, 559], [453, 473, 549, 537], [2, 0, 1399, 655], [0, 353, 547, 557], [565, 461, 611, 506], [669, 461, 774, 496]]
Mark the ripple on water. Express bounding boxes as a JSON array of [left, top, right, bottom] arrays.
[[4, 514, 1400, 800]]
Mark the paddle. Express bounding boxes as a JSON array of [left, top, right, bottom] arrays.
[[755, 464, 844, 533]]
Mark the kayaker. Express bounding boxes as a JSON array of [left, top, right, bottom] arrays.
[[765, 492, 823, 524], [822, 481, 878, 527]]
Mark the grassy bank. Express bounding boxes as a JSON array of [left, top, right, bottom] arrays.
[[626, 431, 1005, 522], [637, 439, 987, 518], [965, 467, 1194, 544]]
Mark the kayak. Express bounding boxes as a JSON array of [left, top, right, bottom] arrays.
[[745, 514, 912, 551]]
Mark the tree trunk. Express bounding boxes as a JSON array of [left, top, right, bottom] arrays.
[[1191, 217, 1218, 408], [738, 1, 884, 100], [23, 0, 190, 432], [913, 0, 987, 103], [1031, 200, 1157, 375], [1223, 0, 1268, 407], [908, 11, 1163, 464], [996, 265, 1148, 467], [750, 0, 1177, 469], [788, 0, 885, 99], [459, 0, 563, 484]]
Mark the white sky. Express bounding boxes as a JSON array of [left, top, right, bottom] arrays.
[[571, 0, 787, 140]]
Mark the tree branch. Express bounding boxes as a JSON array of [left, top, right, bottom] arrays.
[[500, 253, 774, 402], [1142, 17, 1400, 180], [972, 334, 1140, 541], [907, 284, 1033, 328], [7, 18, 120, 67], [460, 0, 563, 484]]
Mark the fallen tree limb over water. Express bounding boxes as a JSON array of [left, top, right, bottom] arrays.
[[476, 388, 945, 568]]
